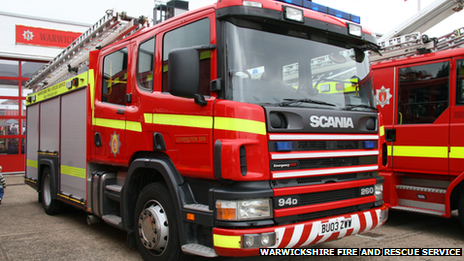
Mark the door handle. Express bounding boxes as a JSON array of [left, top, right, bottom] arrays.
[[116, 109, 125, 115]]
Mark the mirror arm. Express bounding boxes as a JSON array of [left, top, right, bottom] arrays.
[[194, 94, 208, 106]]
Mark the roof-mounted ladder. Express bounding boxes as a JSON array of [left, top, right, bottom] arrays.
[[370, 26, 464, 62], [436, 26, 464, 50], [26, 9, 146, 91]]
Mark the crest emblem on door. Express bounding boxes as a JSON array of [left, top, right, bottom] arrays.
[[110, 131, 121, 157], [375, 86, 393, 108]]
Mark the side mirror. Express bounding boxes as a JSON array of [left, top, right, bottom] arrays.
[[168, 47, 200, 98], [354, 48, 365, 63]]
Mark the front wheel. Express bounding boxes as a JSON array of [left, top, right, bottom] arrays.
[[40, 167, 65, 215], [134, 183, 190, 261], [459, 191, 464, 230]]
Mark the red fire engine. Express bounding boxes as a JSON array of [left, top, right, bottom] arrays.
[[24, 0, 387, 259], [372, 25, 464, 228]]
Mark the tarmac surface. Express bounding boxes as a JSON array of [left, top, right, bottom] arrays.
[[1, 173, 464, 261]]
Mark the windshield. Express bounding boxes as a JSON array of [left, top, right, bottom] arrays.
[[225, 22, 375, 110]]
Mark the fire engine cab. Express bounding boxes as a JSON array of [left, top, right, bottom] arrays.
[[24, 0, 387, 259], [371, 0, 464, 229], [372, 27, 464, 228]]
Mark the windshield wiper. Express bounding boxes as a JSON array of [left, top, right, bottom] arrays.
[[279, 99, 336, 107], [344, 104, 378, 112]]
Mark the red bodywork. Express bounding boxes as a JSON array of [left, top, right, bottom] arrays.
[[372, 47, 464, 217]]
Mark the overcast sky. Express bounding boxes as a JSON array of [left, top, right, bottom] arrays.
[[2, 0, 463, 38]]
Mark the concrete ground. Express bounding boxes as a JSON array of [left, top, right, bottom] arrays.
[[0, 174, 141, 261], [1, 173, 464, 261]]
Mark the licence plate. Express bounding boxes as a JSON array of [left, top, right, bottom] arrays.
[[319, 218, 353, 235]]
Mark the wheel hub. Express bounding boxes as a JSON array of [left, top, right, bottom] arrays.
[[138, 201, 169, 252]]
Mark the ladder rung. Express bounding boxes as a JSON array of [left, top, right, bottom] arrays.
[[26, 9, 145, 90]]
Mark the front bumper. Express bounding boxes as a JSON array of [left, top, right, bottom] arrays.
[[212, 205, 388, 257]]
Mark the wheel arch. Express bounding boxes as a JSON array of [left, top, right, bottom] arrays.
[[445, 171, 464, 217], [37, 157, 60, 200], [121, 156, 195, 246]]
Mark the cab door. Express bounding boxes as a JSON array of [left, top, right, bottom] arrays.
[[449, 57, 464, 176], [392, 60, 451, 176], [92, 46, 130, 165]]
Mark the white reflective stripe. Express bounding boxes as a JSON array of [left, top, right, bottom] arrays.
[[302, 221, 321, 247], [338, 223, 348, 239], [363, 211, 373, 231], [269, 134, 379, 141], [316, 231, 333, 244], [285, 224, 304, 248], [350, 214, 361, 235], [271, 227, 286, 248], [271, 150, 379, 160], [375, 209, 382, 229], [272, 165, 379, 179]]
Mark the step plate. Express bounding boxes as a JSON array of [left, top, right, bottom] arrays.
[[396, 185, 446, 194], [182, 244, 217, 257], [106, 184, 122, 193], [102, 214, 122, 227], [392, 205, 445, 216]]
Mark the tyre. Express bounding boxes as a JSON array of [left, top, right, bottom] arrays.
[[459, 191, 464, 230], [41, 167, 65, 215], [134, 183, 190, 261]]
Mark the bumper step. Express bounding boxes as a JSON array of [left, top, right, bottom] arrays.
[[102, 214, 123, 228], [392, 205, 445, 216]]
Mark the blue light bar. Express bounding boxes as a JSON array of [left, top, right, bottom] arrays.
[[276, 0, 361, 24], [285, 0, 302, 5], [276, 142, 293, 152], [364, 141, 376, 149]]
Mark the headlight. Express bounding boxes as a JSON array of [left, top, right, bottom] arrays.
[[375, 184, 383, 201], [283, 6, 304, 23], [216, 198, 272, 221], [243, 233, 276, 249], [348, 23, 362, 37]]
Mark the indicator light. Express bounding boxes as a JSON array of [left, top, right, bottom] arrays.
[[276, 141, 293, 151], [364, 141, 376, 149]]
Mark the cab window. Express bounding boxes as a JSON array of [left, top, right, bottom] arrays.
[[398, 62, 449, 124], [162, 18, 211, 96], [137, 37, 155, 91], [456, 59, 464, 105], [102, 48, 128, 105]]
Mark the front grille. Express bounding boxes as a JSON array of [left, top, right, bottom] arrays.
[[299, 206, 359, 221], [269, 133, 379, 224], [271, 174, 358, 188], [270, 156, 377, 171], [299, 187, 359, 205], [274, 186, 372, 209], [296, 174, 357, 185], [298, 156, 360, 169], [268, 140, 377, 152], [297, 140, 360, 151]]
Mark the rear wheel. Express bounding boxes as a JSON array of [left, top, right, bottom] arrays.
[[134, 183, 190, 261], [41, 167, 65, 215]]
